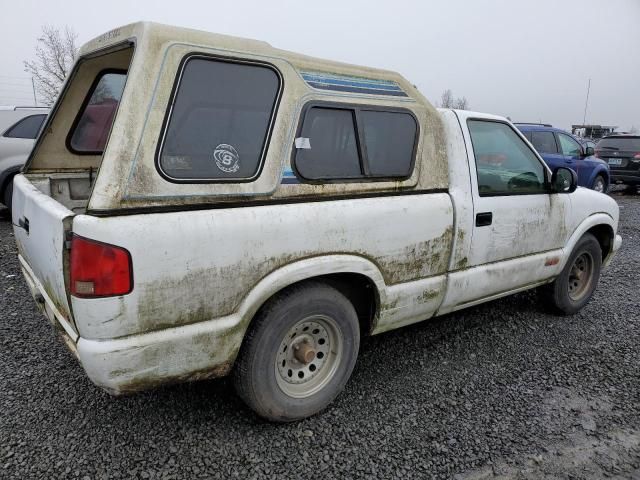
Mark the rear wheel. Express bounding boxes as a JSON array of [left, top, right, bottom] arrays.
[[591, 175, 607, 193], [2, 178, 13, 210], [234, 282, 360, 422], [541, 233, 602, 315]]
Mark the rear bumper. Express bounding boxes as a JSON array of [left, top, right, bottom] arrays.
[[611, 171, 640, 185], [20, 254, 242, 395], [76, 315, 243, 395], [19, 254, 78, 344]]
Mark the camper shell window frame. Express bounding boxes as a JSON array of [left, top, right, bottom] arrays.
[[291, 101, 419, 184], [66, 68, 129, 156], [155, 53, 284, 184]]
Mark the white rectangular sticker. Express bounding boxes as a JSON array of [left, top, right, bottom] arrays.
[[295, 137, 311, 149]]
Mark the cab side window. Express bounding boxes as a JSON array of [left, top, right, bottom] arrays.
[[557, 133, 582, 157], [468, 120, 547, 196]]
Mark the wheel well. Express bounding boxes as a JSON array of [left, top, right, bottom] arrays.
[[0, 170, 18, 198], [587, 224, 613, 260], [252, 273, 379, 337], [317, 273, 379, 336]]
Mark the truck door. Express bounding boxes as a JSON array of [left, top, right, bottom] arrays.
[[454, 114, 571, 301]]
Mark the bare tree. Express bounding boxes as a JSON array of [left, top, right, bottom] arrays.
[[24, 25, 78, 106], [439, 89, 454, 108], [630, 125, 638, 134], [439, 89, 470, 109], [453, 96, 469, 110]]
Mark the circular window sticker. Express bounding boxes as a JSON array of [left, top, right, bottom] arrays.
[[213, 144, 240, 173]]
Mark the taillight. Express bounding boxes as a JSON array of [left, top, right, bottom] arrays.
[[70, 235, 132, 297], [633, 153, 640, 161]]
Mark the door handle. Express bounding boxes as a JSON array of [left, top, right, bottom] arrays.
[[475, 212, 492, 227]]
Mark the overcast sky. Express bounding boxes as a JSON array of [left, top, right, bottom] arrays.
[[0, 0, 638, 131]]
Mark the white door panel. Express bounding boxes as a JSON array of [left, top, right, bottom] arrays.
[[469, 194, 570, 265], [452, 112, 572, 298]]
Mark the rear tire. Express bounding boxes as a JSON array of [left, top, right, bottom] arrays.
[[541, 233, 602, 315], [234, 281, 360, 422], [591, 175, 606, 193], [2, 178, 13, 210]]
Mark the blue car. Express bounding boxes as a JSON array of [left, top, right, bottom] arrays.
[[515, 123, 610, 192]]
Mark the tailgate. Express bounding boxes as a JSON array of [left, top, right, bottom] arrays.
[[12, 174, 77, 337]]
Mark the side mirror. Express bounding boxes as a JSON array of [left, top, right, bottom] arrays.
[[551, 167, 578, 193], [584, 146, 595, 157]]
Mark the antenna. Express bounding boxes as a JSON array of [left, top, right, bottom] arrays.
[[582, 78, 591, 126]]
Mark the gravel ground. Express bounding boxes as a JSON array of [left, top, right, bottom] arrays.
[[1, 194, 639, 480]]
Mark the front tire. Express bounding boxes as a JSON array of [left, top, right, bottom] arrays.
[[542, 233, 602, 315], [234, 282, 360, 422], [592, 175, 607, 193]]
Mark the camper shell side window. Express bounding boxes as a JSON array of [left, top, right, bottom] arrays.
[[292, 102, 419, 183], [156, 55, 283, 183]]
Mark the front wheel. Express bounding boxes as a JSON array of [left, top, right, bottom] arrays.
[[541, 233, 602, 315], [592, 175, 607, 193], [234, 282, 360, 422]]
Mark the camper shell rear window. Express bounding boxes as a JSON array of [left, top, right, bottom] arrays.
[[67, 69, 127, 155]]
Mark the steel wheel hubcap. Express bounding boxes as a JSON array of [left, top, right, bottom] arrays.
[[275, 315, 342, 398], [568, 252, 594, 301]]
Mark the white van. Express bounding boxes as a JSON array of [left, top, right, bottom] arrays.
[[12, 23, 621, 421]]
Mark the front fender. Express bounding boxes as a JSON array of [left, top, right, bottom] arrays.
[[559, 213, 616, 270], [585, 164, 610, 189]]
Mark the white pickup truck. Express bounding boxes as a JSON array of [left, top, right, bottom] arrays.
[[12, 22, 621, 421]]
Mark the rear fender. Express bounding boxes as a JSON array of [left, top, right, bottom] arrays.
[[235, 254, 387, 329]]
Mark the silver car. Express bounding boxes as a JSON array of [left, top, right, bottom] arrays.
[[0, 107, 48, 209]]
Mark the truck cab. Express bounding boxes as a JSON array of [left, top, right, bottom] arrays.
[[12, 22, 621, 421]]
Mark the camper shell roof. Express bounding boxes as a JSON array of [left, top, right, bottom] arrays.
[[27, 22, 447, 213]]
